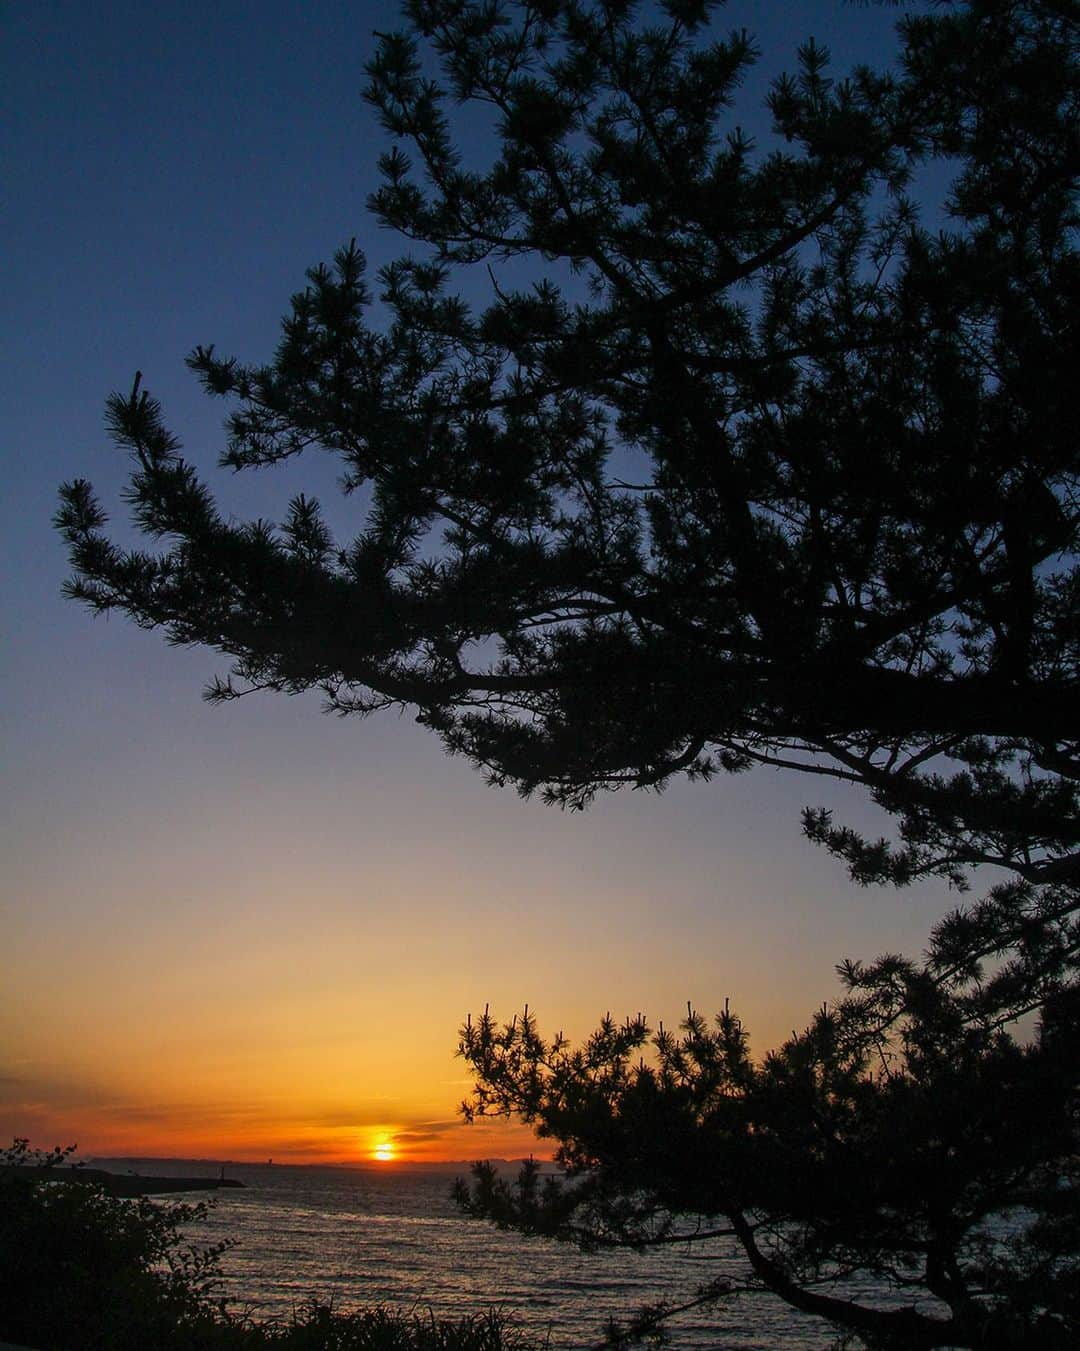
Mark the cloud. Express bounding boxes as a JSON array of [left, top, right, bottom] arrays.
[[391, 1120, 459, 1144]]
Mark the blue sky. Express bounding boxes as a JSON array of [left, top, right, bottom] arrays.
[[1, 1, 958, 1160]]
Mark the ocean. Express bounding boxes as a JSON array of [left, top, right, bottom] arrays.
[[95, 1159, 878, 1348]]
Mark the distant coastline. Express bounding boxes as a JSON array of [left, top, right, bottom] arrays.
[[87, 1155, 548, 1176]]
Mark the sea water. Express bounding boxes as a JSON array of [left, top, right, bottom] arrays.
[[95, 1159, 881, 1348]]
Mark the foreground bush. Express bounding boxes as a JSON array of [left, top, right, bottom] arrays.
[[0, 1142, 540, 1351], [261, 1303, 542, 1351], [0, 1140, 233, 1350]]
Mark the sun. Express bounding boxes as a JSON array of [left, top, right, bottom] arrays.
[[372, 1140, 396, 1163]]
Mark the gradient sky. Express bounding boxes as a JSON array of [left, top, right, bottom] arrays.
[[2, 0, 958, 1165]]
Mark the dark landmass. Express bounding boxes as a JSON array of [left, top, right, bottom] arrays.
[[89, 1155, 547, 1175], [3, 1164, 243, 1196], [341, 1157, 547, 1174]]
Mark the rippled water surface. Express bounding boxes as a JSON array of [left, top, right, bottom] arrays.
[[98, 1159, 860, 1347]]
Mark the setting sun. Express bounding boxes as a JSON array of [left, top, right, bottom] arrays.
[[373, 1141, 396, 1163]]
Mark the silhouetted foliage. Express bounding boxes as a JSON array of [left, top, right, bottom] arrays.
[[56, 0, 1077, 1346], [263, 1303, 543, 1351], [456, 961, 1080, 1346], [0, 1138, 234, 1349], [57, 0, 1078, 889], [0, 1140, 544, 1350]]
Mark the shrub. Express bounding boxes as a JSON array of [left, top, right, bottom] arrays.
[[0, 1141, 542, 1351]]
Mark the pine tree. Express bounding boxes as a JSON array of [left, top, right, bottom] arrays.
[[57, 0, 1077, 886], [456, 923, 1079, 1347], [58, 2, 1077, 1344]]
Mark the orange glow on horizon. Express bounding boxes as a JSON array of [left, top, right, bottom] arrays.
[[4, 1095, 547, 1167], [4, 723, 894, 1175]]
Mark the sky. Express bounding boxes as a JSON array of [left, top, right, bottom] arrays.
[[1, 0, 958, 1166]]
